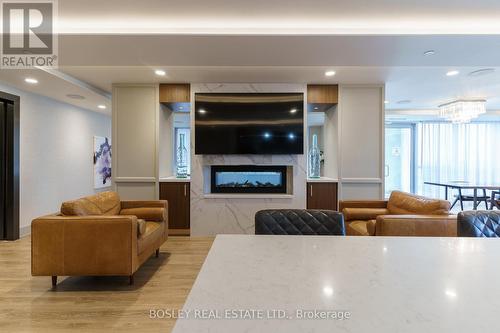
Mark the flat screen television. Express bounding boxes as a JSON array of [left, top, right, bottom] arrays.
[[195, 93, 304, 155]]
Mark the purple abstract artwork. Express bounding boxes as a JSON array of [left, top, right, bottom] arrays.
[[93, 136, 112, 188]]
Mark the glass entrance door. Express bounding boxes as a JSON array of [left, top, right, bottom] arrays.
[[385, 124, 415, 197]]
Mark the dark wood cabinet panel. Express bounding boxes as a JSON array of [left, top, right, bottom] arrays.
[[159, 182, 190, 233], [306, 182, 338, 211]]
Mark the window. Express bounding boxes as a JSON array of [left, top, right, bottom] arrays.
[[416, 122, 500, 198], [385, 124, 415, 197]]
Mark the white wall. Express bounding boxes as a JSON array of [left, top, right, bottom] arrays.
[[338, 85, 385, 200], [0, 83, 111, 235]]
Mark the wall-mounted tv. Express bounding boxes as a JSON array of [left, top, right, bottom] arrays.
[[195, 93, 304, 155]]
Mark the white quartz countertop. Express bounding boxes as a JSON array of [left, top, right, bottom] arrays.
[[173, 235, 500, 333], [159, 176, 191, 182], [306, 177, 338, 183]]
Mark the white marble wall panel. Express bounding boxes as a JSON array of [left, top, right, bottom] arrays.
[[190, 84, 307, 236]]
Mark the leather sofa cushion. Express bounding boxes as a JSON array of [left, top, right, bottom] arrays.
[[120, 207, 165, 222], [61, 191, 121, 216], [347, 220, 376, 236], [342, 208, 390, 221], [387, 191, 450, 215], [138, 222, 163, 254], [137, 219, 146, 236]]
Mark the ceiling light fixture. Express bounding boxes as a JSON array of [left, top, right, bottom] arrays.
[[98, 105, 107, 110], [446, 70, 460, 77], [25, 78, 38, 84], [325, 71, 336, 77], [438, 99, 486, 124], [154, 69, 166, 76], [423, 50, 436, 56], [468, 68, 495, 77], [66, 94, 85, 100]]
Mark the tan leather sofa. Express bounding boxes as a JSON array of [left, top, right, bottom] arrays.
[[340, 191, 456, 237], [31, 191, 168, 286]]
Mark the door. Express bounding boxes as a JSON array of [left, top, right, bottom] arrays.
[[306, 182, 338, 211], [385, 124, 415, 198], [0, 100, 5, 238], [159, 182, 190, 234], [0, 93, 20, 240]]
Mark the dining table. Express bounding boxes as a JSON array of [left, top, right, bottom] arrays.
[[172, 234, 500, 333], [424, 180, 500, 210]]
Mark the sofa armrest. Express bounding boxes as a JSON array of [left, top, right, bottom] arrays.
[[339, 200, 388, 211], [31, 215, 138, 276], [120, 200, 168, 209], [120, 200, 168, 239], [375, 215, 457, 237], [342, 208, 390, 221]]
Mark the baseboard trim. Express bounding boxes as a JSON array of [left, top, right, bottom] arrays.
[[168, 229, 190, 236], [20, 225, 31, 237]]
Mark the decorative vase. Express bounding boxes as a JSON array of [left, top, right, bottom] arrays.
[[309, 134, 321, 178], [176, 133, 188, 178]]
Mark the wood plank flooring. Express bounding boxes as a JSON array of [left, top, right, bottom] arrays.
[[0, 236, 214, 333]]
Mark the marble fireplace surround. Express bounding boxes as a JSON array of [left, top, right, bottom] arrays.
[[190, 83, 307, 236]]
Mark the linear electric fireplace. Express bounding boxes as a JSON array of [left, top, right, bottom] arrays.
[[211, 165, 287, 194]]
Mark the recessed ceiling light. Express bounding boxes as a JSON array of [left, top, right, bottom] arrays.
[[468, 68, 495, 77], [446, 70, 460, 77], [154, 69, 166, 76], [423, 50, 436, 56], [25, 78, 38, 84], [397, 99, 412, 104], [66, 94, 85, 100], [325, 71, 336, 77], [97, 105, 106, 109]]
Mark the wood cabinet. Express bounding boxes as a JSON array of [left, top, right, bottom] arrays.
[[306, 182, 338, 211], [159, 84, 191, 112], [159, 84, 190, 103], [307, 84, 338, 112], [159, 182, 190, 235]]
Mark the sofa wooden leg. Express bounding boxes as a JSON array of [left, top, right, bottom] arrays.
[[51, 276, 57, 287], [129, 275, 134, 285], [155, 249, 160, 258]]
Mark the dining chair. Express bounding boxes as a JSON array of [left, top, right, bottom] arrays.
[[491, 191, 500, 210], [255, 209, 345, 235], [457, 211, 500, 237], [450, 188, 489, 210]]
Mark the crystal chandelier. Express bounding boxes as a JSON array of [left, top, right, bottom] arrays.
[[438, 100, 486, 124]]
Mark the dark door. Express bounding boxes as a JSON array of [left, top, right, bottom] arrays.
[[306, 182, 338, 211], [159, 182, 190, 233], [0, 93, 20, 240]]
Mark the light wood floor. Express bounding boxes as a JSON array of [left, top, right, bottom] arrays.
[[0, 236, 214, 333]]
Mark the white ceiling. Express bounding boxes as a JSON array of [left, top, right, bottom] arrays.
[[0, 69, 111, 114], [56, 0, 500, 34], [2, 1, 500, 112]]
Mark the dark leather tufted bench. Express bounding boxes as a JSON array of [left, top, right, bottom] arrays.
[[255, 209, 345, 235], [457, 211, 500, 237]]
